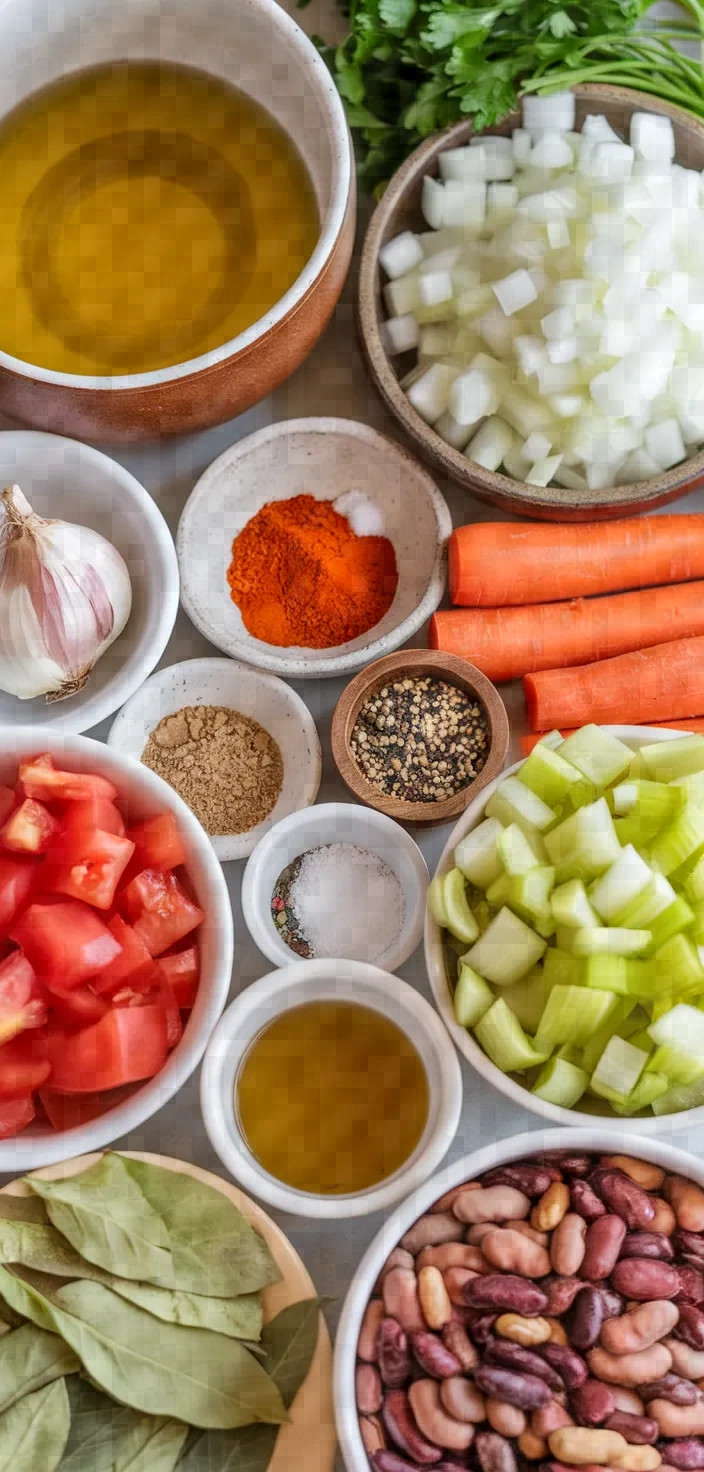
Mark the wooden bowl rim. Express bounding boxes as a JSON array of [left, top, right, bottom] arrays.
[[358, 83, 704, 518], [330, 648, 509, 824]]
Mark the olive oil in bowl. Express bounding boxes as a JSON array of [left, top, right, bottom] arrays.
[[0, 61, 319, 376], [236, 1000, 430, 1196]]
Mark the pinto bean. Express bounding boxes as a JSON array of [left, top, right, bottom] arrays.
[[605, 1412, 659, 1445], [533, 1184, 571, 1233], [482, 1228, 552, 1279], [495, 1314, 552, 1347], [657, 1440, 704, 1468], [360, 1413, 386, 1455], [612, 1391, 646, 1416], [547, 1318, 569, 1346], [375, 1249, 416, 1292], [611, 1444, 662, 1469], [384, 1269, 426, 1333], [379, 1318, 413, 1388], [612, 1262, 680, 1302], [665, 1337, 704, 1379], [601, 1160, 666, 1193], [357, 1364, 384, 1414], [468, 1223, 498, 1245], [588, 1344, 673, 1388], [640, 1377, 699, 1407], [509, 1220, 550, 1247], [570, 1287, 607, 1351], [382, 1387, 443, 1464], [441, 1320, 477, 1371], [402, 1213, 466, 1255], [548, 1425, 629, 1464], [486, 1339, 564, 1392], [572, 1181, 609, 1222], [453, 1186, 532, 1225], [419, 1243, 491, 1275], [359, 1299, 386, 1363], [545, 1276, 585, 1316], [475, 1429, 519, 1472], [539, 1342, 588, 1390], [620, 1236, 675, 1264], [676, 1266, 704, 1305], [530, 1399, 574, 1438], [409, 1379, 475, 1452], [582, 1216, 628, 1281], [432, 1183, 480, 1214], [520, 1429, 549, 1459], [595, 1172, 656, 1232], [665, 1180, 704, 1233], [572, 1380, 617, 1426], [650, 1200, 677, 1237], [552, 1215, 588, 1277], [487, 1400, 527, 1437], [444, 1268, 479, 1306], [464, 1275, 549, 1317], [674, 1304, 704, 1350], [482, 1165, 562, 1198], [475, 1365, 552, 1411], [650, 1399, 704, 1436], [600, 1301, 680, 1355], [418, 1267, 452, 1330], [440, 1376, 486, 1423]]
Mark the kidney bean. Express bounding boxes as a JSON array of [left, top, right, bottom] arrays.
[[375, 1249, 416, 1293], [604, 1413, 658, 1445], [672, 1230, 704, 1263], [409, 1379, 475, 1453], [482, 1229, 552, 1279], [594, 1172, 656, 1232], [588, 1344, 673, 1388], [379, 1318, 413, 1388], [440, 1376, 486, 1424], [476, 1429, 519, 1472], [621, 1236, 675, 1264], [475, 1366, 552, 1412], [601, 1301, 680, 1355], [673, 1304, 704, 1351], [464, 1276, 549, 1317], [602, 1288, 626, 1320], [382, 1388, 443, 1464], [650, 1200, 677, 1238], [612, 1261, 680, 1302], [358, 1363, 384, 1414], [533, 1184, 571, 1234], [613, 1392, 647, 1416], [570, 1288, 606, 1351], [572, 1181, 608, 1222], [432, 1183, 480, 1214], [676, 1266, 704, 1305], [601, 1159, 666, 1193], [520, 1430, 549, 1459], [548, 1425, 628, 1464], [650, 1400, 704, 1436], [665, 1337, 704, 1379], [444, 1268, 479, 1306], [612, 1444, 662, 1470], [538, 1152, 591, 1178], [657, 1441, 704, 1468], [496, 1315, 553, 1347], [581, 1216, 627, 1281], [373, 1452, 426, 1472], [510, 1220, 550, 1248], [551, 1216, 588, 1278], [545, 1277, 585, 1317], [402, 1214, 466, 1255], [441, 1321, 477, 1372], [360, 1413, 386, 1455], [572, 1381, 617, 1427], [486, 1339, 564, 1392], [468, 1312, 500, 1343], [411, 1332, 463, 1380], [665, 1180, 704, 1233], [539, 1343, 588, 1390], [453, 1187, 532, 1225], [530, 1400, 574, 1438], [640, 1378, 699, 1408], [360, 1300, 386, 1362], [418, 1267, 453, 1331], [384, 1269, 426, 1333], [487, 1401, 527, 1438], [483, 1165, 562, 1197]]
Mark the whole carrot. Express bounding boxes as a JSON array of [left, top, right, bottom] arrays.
[[524, 637, 704, 732], [520, 720, 704, 756], [449, 516, 704, 607]]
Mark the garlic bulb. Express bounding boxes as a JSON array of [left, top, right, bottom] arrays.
[[0, 485, 132, 701]]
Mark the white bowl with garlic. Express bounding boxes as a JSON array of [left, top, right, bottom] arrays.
[[0, 431, 179, 733]]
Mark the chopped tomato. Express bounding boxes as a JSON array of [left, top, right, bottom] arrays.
[[0, 858, 38, 935], [63, 797, 125, 839], [0, 788, 14, 826], [158, 946, 199, 1010], [0, 1036, 51, 1095], [0, 1094, 35, 1138], [11, 900, 123, 988], [113, 974, 182, 1050], [127, 813, 186, 871], [123, 870, 205, 956], [19, 760, 118, 805], [39, 1085, 131, 1131], [91, 916, 157, 995], [48, 829, 135, 911], [47, 1005, 168, 1093], [0, 951, 47, 1045], [0, 798, 61, 855], [49, 985, 109, 1030]]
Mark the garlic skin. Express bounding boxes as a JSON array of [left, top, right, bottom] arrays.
[[0, 485, 132, 701]]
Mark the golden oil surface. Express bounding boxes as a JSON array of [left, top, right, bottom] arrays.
[[0, 61, 319, 375], [236, 1001, 430, 1196]]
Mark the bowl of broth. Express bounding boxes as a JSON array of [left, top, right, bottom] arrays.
[[0, 0, 354, 441], [200, 958, 463, 1219]]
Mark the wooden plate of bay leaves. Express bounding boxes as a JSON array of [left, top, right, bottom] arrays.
[[0, 1149, 335, 1471]]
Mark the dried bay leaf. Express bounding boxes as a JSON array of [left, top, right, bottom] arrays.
[[0, 1194, 49, 1226], [0, 1220, 89, 1279], [0, 1324, 78, 1413], [27, 1157, 174, 1285], [58, 1377, 187, 1471], [0, 1378, 70, 1470]]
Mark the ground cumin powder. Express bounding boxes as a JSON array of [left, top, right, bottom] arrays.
[[142, 705, 283, 835]]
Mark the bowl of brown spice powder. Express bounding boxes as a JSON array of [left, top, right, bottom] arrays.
[[107, 657, 322, 861]]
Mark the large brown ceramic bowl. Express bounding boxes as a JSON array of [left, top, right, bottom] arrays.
[[359, 85, 704, 521], [0, 0, 354, 443]]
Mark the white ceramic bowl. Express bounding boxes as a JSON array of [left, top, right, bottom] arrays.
[[0, 431, 179, 733], [200, 958, 463, 1219], [0, 728, 233, 1170], [425, 724, 701, 1133], [107, 657, 322, 862], [177, 418, 452, 678], [241, 802, 428, 969], [334, 1125, 704, 1472]]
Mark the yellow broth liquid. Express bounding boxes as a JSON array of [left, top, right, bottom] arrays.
[[236, 1001, 430, 1195], [0, 61, 319, 375]]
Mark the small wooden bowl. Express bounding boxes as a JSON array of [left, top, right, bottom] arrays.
[[331, 649, 509, 825], [358, 84, 704, 521]]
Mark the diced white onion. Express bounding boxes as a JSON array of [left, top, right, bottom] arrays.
[[522, 431, 552, 461], [379, 230, 424, 280], [407, 363, 458, 423], [521, 92, 576, 138], [526, 453, 563, 486], [439, 146, 486, 182], [381, 314, 419, 355], [465, 415, 514, 470], [492, 268, 538, 316], [529, 131, 574, 170], [644, 417, 686, 470], [630, 111, 675, 163]]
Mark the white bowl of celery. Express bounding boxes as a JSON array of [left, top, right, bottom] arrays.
[[424, 724, 704, 1129]]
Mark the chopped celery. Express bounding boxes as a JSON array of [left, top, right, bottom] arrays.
[[428, 873, 450, 928], [641, 896, 694, 956], [555, 927, 578, 953], [573, 927, 650, 957], [557, 1043, 584, 1066], [519, 743, 593, 810], [691, 903, 704, 945], [580, 996, 637, 1073], [454, 964, 494, 1029], [534, 730, 565, 750], [498, 824, 541, 877], [649, 933, 704, 1000], [474, 998, 552, 1073], [474, 897, 491, 934], [537, 984, 619, 1048], [612, 779, 684, 827], [612, 1072, 669, 1115], [508, 867, 555, 925], [590, 1036, 649, 1102], [464, 906, 547, 986], [486, 872, 511, 910], [648, 803, 704, 877], [648, 1044, 704, 1086], [628, 1026, 655, 1053], [544, 798, 621, 883], [486, 776, 556, 835], [551, 878, 599, 930], [614, 813, 666, 848], [502, 967, 554, 1034], [615, 872, 677, 927], [442, 868, 480, 945], [532, 1056, 588, 1108], [559, 726, 632, 789], [543, 948, 583, 988], [455, 818, 504, 890], [583, 954, 635, 996], [589, 845, 652, 922], [640, 734, 704, 782], [649, 999, 704, 1054], [686, 852, 704, 905], [652, 1073, 704, 1115]]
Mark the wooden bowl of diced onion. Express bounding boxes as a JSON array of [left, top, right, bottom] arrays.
[[358, 84, 704, 521]]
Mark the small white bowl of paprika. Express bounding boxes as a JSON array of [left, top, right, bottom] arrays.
[[177, 417, 452, 679]]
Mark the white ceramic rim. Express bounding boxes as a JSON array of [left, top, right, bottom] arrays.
[[200, 958, 463, 1219], [0, 728, 233, 1169], [333, 1124, 704, 1472], [425, 723, 703, 1134], [105, 656, 323, 861], [241, 801, 429, 969], [177, 417, 453, 678], [0, 431, 180, 735], [0, 0, 352, 391]]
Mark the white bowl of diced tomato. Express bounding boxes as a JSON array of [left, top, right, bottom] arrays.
[[0, 729, 233, 1166]]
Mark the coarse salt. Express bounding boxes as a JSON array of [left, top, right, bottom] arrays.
[[334, 489, 386, 537], [288, 842, 405, 963]]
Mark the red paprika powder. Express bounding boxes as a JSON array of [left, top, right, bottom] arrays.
[[227, 494, 398, 648]]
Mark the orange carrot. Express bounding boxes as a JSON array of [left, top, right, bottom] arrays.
[[519, 721, 704, 755], [449, 517, 704, 607], [430, 581, 704, 684], [524, 637, 704, 732]]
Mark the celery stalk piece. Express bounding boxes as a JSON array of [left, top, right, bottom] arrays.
[[473, 897, 491, 934], [649, 999, 704, 1053], [612, 1072, 669, 1115], [691, 903, 704, 946], [537, 983, 619, 1047], [428, 873, 450, 928], [486, 872, 512, 910], [614, 814, 667, 848], [555, 927, 578, 953], [612, 779, 684, 827], [486, 776, 556, 835], [442, 868, 480, 944], [641, 896, 695, 957], [454, 964, 495, 1029], [544, 798, 621, 884], [551, 878, 599, 930], [614, 872, 677, 928], [464, 906, 547, 986], [498, 823, 541, 877], [455, 818, 505, 890], [519, 743, 594, 810], [628, 1025, 655, 1054], [532, 730, 565, 751], [556, 1043, 585, 1067], [672, 771, 704, 803], [508, 867, 556, 924], [687, 853, 704, 904], [583, 954, 634, 995], [580, 996, 637, 1074], [474, 997, 553, 1073], [649, 933, 704, 1000], [589, 845, 653, 922], [502, 966, 554, 1034], [648, 803, 704, 877], [590, 1036, 649, 1102], [648, 1044, 704, 1086], [652, 1073, 704, 1115], [573, 927, 650, 958], [559, 726, 632, 789], [532, 1056, 589, 1108], [543, 949, 584, 988], [640, 734, 704, 782]]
